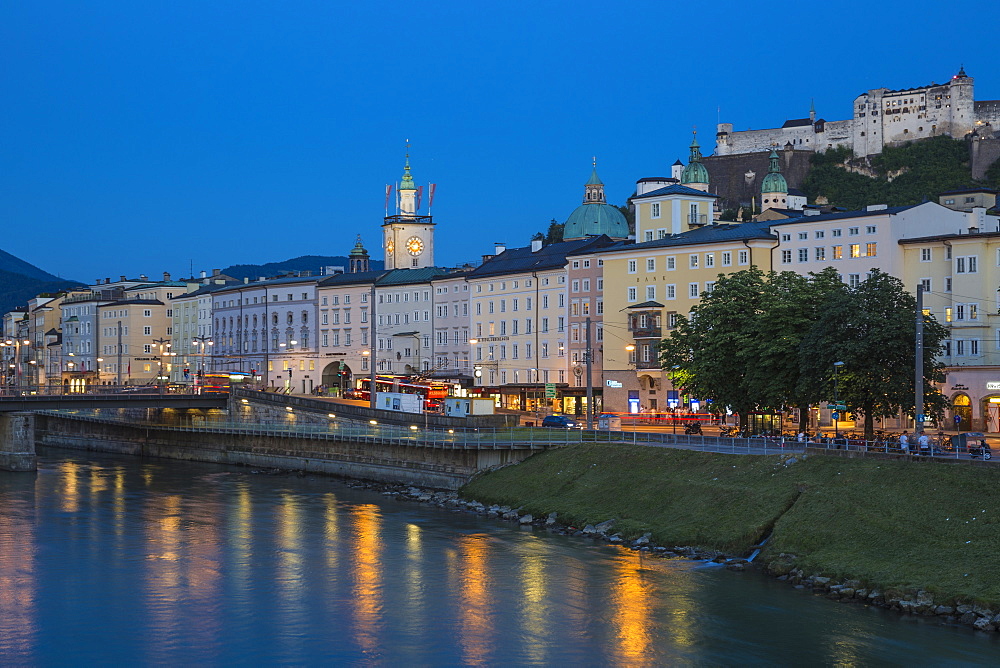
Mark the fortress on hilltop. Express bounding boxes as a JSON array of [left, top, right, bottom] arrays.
[[715, 67, 1000, 158]]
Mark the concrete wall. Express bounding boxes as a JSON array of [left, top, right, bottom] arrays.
[[35, 413, 532, 490], [0, 412, 36, 472]]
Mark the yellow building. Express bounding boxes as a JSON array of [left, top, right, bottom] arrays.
[[901, 227, 1000, 431], [600, 219, 778, 413]]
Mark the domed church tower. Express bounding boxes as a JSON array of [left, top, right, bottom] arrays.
[[680, 131, 710, 192], [349, 235, 370, 273], [562, 160, 630, 240], [760, 150, 788, 212]]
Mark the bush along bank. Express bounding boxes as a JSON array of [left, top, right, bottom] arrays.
[[456, 444, 1000, 633]]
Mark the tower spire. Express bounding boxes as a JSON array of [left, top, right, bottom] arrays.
[[584, 157, 605, 203]]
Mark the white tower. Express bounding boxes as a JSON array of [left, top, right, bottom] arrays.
[[383, 146, 435, 269]]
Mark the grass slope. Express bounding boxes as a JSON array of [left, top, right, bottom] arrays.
[[462, 445, 1000, 604]]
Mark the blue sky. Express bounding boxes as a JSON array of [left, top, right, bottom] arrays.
[[1, 1, 994, 282]]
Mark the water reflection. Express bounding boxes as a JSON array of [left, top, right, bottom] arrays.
[[351, 504, 383, 657], [1, 450, 996, 665]]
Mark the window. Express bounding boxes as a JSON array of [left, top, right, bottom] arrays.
[[798, 232, 808, 240], [738, 250, 749, 265], [921, 248, 932, 262], [705, 281, 715, 294], [571, 280, 579, 293], [866, 243, 877, 257], [956, 256, 978, 273], [666, 256, 676, 270], [832, 245, 843, 260], [722, 251, 732, 266], [705, 253, 714, 268], [848, 274, 861, 288], [815, 231, 825, 239], [689, 254, 699, 269], [919, 278, 931, 292], [850, 244, 861, 258], [646, 286, 656, 300], [798, 249, 808, 262], [143, 326, 152, 336], [666, 284, 676, 299], [781, 250, 792, 264], [866, 225, 877, 234], [651, 202, 661, 218], [628, 259, 637, 273], [815, 247, 826, 261], [644, 231, 654, 242], [832, 229, 842, 237], [848, 227, 859, 236], [143, 309, 151, 317], [646, 258, 655, 272], [627, 287, 637, 302], [781, 233, 791, 242], [689, 283, 699, 298]]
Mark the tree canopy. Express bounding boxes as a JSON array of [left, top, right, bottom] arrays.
[[659, 268, 947, 437]]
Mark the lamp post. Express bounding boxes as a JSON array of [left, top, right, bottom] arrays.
[[152, 337, 171, 387], [670, 365, 680, 435], [192, 336, 213, 387], [833, 361, 845, 436]]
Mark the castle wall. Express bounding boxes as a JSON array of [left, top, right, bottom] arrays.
[[703, 149, 813, 211], [976, 101, 1000, 126]]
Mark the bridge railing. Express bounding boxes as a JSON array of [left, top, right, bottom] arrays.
[[0, 384, 201, 397]]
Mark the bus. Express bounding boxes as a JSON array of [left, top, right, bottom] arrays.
[[353, 376, 449, 409], [200, 372, 253, 394]]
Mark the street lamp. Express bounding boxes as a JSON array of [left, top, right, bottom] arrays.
[[833, 361, 845, 435], [152, 338, 172, 387], [192, 337, 213, 385], [670, 365, 681, 435]]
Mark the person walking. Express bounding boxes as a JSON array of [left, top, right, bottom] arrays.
[[899, 431, 909, 454], [918, 432, 930, 455]]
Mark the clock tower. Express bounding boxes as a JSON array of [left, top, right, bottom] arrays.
[[383, 148, 435, 269]]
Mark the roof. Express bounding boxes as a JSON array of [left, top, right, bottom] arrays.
[[602, 221, 776, 253], [629, 300, 664, 309], [103, 299, 165, 307], [318, 270, 388, 288], [899, 229, 1000, 244], [632, 183, 721, 200], [938, 187, 998, 196], [636, 176, 674, 183], [375, 267, 448, 286], [467, 236, 617, 279], [782, 118, 813, 128], [767, 204, 921, 227], [172, 282, 239, 299], [787, 187, 806, 197], [563, 202, 629, 239]]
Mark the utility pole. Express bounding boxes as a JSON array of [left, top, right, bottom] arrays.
[[915, 283, 924, 434], [585, 316, 593, 430], [369, 282, 377, 409], [117, 320, 123, 386]]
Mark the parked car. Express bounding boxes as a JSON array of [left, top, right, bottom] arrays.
[[541, 415, 581, 429]]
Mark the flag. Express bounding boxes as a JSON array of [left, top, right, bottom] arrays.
[[416, 185, 424, 211], [385, 184, 393, 213], [428, 183, 437, 209]]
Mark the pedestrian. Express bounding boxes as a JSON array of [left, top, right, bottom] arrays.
[[899, 431, 909, 453], [918, 432, 930, 455], [797, 431, 805, 443]]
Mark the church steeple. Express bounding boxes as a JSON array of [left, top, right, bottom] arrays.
[[680, 130, 710, 191], [583, 157, 606, 203], [349, 235, 370, 273], [398, 141, 417, 215]]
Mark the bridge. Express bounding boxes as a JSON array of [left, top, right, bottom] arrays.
[[0, 387, 227, 412]]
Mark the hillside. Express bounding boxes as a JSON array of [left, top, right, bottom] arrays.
[[0, 251, 84, 321], [221, 255, 384, 281], [802, 136, 998, 210]]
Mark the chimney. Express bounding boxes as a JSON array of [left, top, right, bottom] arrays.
[[244, 277, 249, 283], [531, 235, 543, 253], [212, 269, 221, 276], [482, 254, 495, 264], [120, 275, 127, 282], [200, 270, 207, 278], [494, 242, 506, 255], [106, 278, 111, 284], [163, 272, 171, 281], [95, 278, 101, 285]]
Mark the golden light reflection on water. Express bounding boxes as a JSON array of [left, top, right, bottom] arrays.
[[59, 461, 79, 513], [323, 493, 339, 571], [112, 468, 125, 537], [144, 493, 183, 663], [0, 496, 35, 659], [609, 550, 697, 664], [452, 534, 494, 665], [351, 504, 383, 656], [516, 537, 551, 664]]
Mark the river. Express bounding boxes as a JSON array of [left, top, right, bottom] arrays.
[[0, 448, 997, 665]]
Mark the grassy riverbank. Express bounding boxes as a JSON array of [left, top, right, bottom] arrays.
[[461, 445, 1000, 605]]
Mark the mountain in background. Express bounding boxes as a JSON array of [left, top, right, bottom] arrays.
[[221, 255, 384, 281], [0, 252, 85, 322]]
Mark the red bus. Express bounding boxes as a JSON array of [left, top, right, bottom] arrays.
[[353, 376, 449, 409]]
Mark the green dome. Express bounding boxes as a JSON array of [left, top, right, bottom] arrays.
[[564, 203, 629, 239], [680, 133, 709, 185], [761, 150, 787, 194]]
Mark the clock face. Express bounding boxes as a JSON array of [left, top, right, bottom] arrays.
[[386, 239, 395, 254], [406, 236, 424, 256]]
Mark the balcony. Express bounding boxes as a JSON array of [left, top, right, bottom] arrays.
[[635, 359, 661, 370], [688, 214, 708, 226], [630, 326, 662, 339]]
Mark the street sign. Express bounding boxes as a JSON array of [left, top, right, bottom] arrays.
[[826, 404, 847, 410], [545, 383, 556, 398], [831, 411, 839, 420], [916, 413, 926, 423]]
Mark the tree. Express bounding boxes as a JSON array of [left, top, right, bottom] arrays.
[[545, 219, 564, 244], [798, 269, 948, 440]]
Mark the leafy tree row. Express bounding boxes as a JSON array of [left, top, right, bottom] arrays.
[[658, 268, 948, 439]]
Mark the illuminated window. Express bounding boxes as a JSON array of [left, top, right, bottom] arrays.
[[832, 246, 843, 260], [850, 244, 861, 258]]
